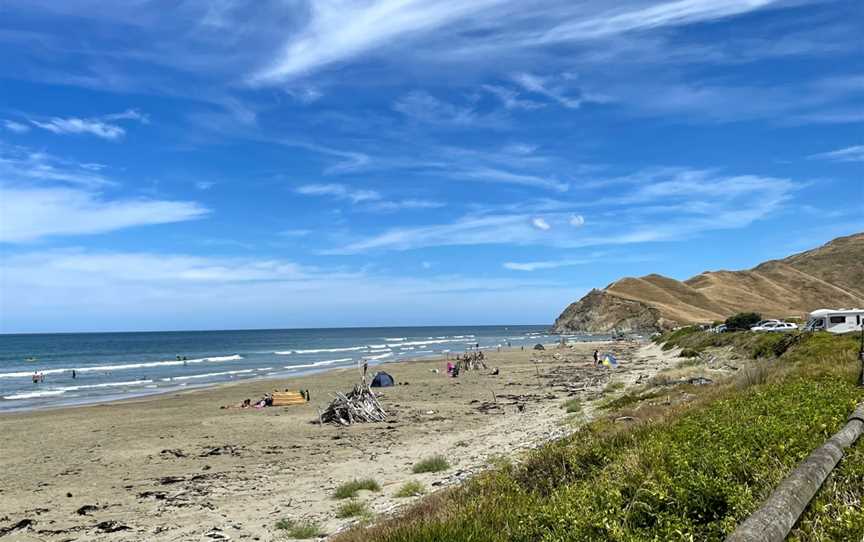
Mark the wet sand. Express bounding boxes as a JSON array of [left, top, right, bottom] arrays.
[[0, 340, 679, 541]]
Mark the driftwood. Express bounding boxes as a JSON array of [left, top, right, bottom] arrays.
[[320, 379, 387, 426], [455, 351, 487, 372], [726, 403, 864, 542]]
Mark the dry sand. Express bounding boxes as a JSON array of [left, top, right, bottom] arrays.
[[0, 340, 680, 541]]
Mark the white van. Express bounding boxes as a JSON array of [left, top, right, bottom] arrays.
[[804, 309, 864, 334]]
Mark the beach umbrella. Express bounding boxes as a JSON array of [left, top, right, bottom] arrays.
[[601, 353, 618, 368]]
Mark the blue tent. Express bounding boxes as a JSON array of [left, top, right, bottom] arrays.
[[371, 371, 395, 387]]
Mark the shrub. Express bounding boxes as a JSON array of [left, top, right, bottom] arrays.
[[336, 499, 370, 518], [394, 481, 426, 498], [725, 312, 762, 331], [412, 455, 450, 474], [561, 399, 581, 413], [604, 381, 624, 392], [275, 518, 321, 539], [334, 479, 381, 499]]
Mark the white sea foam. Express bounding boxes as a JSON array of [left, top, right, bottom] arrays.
[[290, 346, 366, 355], [385, 337, 406, 341], [161, 369, 254, 382], [64, 379, 153, 391], [3, 390, 68, 400], [367, 352, 392, 360], [368, 348, 391, 354], [0, 355, 243, 379], [368, 344, 387, 349], [284, 358, 352, 370]]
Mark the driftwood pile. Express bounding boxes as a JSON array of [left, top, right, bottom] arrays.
[[320, 379, 387, 426], [455, 350, 487, 372]]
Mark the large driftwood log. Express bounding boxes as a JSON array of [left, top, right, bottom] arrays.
[[726, 403, 864, 542]]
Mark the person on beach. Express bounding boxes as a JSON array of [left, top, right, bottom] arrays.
[[72, 369, 77, 379], [593, 350, 599, 366], [362, 360, 368, 378]]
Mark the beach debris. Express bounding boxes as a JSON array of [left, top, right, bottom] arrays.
[[320, 379, 387, 426], [160, 448, 187, 458], [199, 444, 242, 457], [95, 520, 131, 533], [0, 519, 34, 537], [75, 505, 99, 516]]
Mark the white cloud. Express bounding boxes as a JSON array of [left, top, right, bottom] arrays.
[[195, 180, 216, 190], [28, 109, 147, 140], [251, 0, 506, 83], [503, 259, 590, 271], [481, 85, 546, 110], [3, 120, 30, 133], [250, 0, 782, 83], [295, 183, 444, 212], [324, 168, 800, 254], [0, 146, 111, 188], [513, 72, 583, 109], [569, 214, 585, 226], [451, 166, 569, 192], [0, 187, 208, 243], [808, 145, 864, 163], [393, 91, 484, 126], [296, 183, 381, 203], [531, 217, 551, 230]]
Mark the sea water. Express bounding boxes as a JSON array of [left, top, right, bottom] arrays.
[[0, 326, 603, 412]]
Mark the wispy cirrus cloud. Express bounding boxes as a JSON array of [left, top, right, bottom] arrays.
[[250, 0, 785, 83], [27, 109, 148, 140], [294, 182, 444, 212], [3, 120, 30, 133], [296, 183, 381, 203], [0, 143, 208, 243], [808, 145, 864, 163], [324, 167, 800, 254], [0, 187, 208, 243]]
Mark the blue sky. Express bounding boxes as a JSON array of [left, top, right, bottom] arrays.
[[0, 0, 862, 333]]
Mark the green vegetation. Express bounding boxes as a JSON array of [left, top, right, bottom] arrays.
[[334, 332, 864, 542], [275, 518, 322, 539], [679, 347, 700, 358], [604, 381, 624, 392], [561, 399, 581, 413], [395, 481, 427, 498], [336, 499, 371, 519], [725, 311, 762, 331], [411, 455, 450, 474], [334, 478, 381, 499]]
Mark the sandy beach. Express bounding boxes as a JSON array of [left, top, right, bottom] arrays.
[[0, 340, 680, 541]]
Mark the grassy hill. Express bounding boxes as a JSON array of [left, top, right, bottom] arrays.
[[554, 232, 864, 332]]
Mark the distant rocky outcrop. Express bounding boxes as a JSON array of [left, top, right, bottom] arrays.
[[553, 232, 864, 333]]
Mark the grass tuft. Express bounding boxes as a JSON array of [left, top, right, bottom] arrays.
[[561, 399, 581, 413], [274, 518, 322, 539], [394, 481, 426, 498], [336, 499, 371, 519], [411, 455, 450, 474], [333, 478, 381, 499]]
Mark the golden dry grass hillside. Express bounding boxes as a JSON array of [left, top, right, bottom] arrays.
[[554, 232, 864, 332]]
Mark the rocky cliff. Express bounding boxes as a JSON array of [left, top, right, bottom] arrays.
[[553, 232, 864, 333]]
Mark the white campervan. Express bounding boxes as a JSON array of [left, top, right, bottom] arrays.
[[805, 308, 864, 334]]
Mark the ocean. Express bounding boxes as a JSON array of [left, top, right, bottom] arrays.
[[0, 326, 602, 412]]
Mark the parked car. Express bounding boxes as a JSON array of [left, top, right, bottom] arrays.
[[749, 319, 780, 329], [710, 324, 728, 334], [752, 321, 798, 332]]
